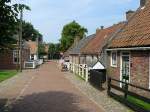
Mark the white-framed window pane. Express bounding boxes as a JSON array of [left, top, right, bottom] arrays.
[[13, 50, 20, 64], [111, 52, 117, 67]]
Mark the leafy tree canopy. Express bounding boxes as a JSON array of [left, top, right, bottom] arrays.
[[22, 21, 43, 41], [38, 44, 46, 55], [60, 21, 87, 52], [48, 43, 60, 54], [0, 0, 31, 48]]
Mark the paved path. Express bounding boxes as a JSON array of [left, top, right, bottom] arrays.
[[0, 62, 104, 112]]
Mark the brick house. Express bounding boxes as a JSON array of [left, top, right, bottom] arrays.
[[0, 42, 30, 70], [81, 23, 124, 68], [26, 40, 38, 60], [64, 37, 81, 62], [106, 0, 150, 97], [69, 34, 95, 64]]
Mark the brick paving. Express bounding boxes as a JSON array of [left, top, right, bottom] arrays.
[[0, 62, 104, 112], [64, 68, 133, 112]]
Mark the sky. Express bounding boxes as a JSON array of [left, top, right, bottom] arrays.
[[14, 0, 140, 43]]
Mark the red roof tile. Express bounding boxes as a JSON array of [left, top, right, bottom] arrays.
[[81, 23, 125, 55], [109, 1, 150, 48]]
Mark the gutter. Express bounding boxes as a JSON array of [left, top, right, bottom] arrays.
[[106, 47, 150, 51]]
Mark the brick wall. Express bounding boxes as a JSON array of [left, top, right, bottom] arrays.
[[107, 51, 120, 80], [0, 50, 16, 69], [107, 50, 150, 98], [130, 51, 150, 98], [0, 49, 30, 70]]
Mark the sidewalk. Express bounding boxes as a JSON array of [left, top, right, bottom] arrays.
[[64, 71, 133, 112]]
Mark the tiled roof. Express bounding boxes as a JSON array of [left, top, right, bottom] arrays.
[[64, 43, 77, 57], [70, 34, 95, 55], [108, 2, 150, 48], [64, 37, 81, 56], [81, 23, 125, 55]]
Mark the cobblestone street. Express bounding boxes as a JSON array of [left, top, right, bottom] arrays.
[[0, 62, 104, 112]]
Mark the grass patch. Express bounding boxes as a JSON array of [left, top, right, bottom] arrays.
[[0, 70, 18, 82], [75, 73, 85, 81], [127, 95, 150, 111]]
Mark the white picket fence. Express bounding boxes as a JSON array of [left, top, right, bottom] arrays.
[[69, 62, 89, 82]]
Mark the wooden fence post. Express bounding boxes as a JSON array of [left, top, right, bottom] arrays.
[[71, 63, 73, 72], [74, 64, 76, 74], [79, 65, 81, 76], [107, 77, 111, 95], [82, 66, 84, 78], [73, 63, 75, 73], [124, 82, 128, 99], [69, 63, 71, 72], [77, 64, 78, 75], [85, 67, 88, 82]]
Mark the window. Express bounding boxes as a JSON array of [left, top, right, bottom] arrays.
[[13, 50, 19, 64], [31, 54, 34, 60], [111, 51, 117, 67]]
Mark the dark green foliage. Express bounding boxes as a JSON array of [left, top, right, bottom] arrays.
[[0, 0, 32, 48], [22, 21, 43, 41], [48, 43, 55, 53], [38, 44, 46, 55], [48, 43, 61, 59], [48, 43, 60, 53], [0, 0, 19, 46], [60, 21, 87, 52]]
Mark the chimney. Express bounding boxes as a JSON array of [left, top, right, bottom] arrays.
[[126, 10, 135, 21], [96, 28, 100, 34], [140, 0, 149, 7], [101, 26, 104, 30], [96, 26, 104, 34]]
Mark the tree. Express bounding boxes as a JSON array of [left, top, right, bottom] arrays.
[[48, 43, 60, 59], [38, 44, 46, 55], [0, 0, 18, 47], [60, 21, 87, 52], [0, 0, 30, 48], [48, 43, 55, 53], [22, 21, 43, 41]]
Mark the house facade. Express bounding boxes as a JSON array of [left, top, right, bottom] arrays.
[[81, 23, 125, 68], [0, 42, 30, 70], [69, 34, 95, 65], [107, 0, 150, 98], [27, 40, 38, 60], [64, 37, 81, 63]]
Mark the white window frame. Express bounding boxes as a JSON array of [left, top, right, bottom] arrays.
[[111, 51, 117, 67], [120, 52, 131, 87], [13, 50, 20, 64]]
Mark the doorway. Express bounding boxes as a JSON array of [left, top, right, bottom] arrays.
[[120, 52, 130, 87]]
